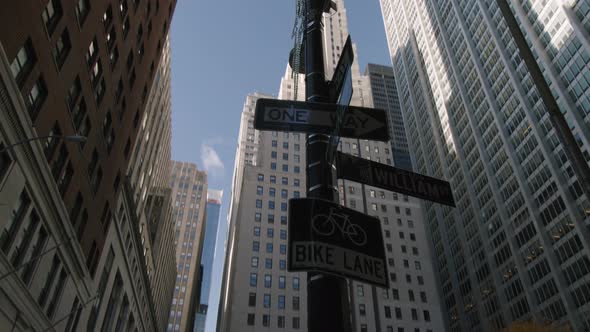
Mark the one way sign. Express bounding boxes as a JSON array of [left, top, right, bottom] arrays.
[[254, 98, 389, 141]]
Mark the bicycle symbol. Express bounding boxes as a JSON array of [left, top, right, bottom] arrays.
[[311, 207, 367, 247]]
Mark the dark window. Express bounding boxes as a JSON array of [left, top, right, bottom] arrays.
[[57, 161, 73, 196], [90, 59, 103, 86], [26, 76, 47, 121], [75, 0, 90, 25], [119, 0, 128, 17], [293, 296, 300, 310], [122, 17, 130, 38], [66, 76, 82, 110], [44, 122, 62, 161], [102, 5, 113, 28], [21, 226, 47, 284], [106, 27, 117, 50], [0, 143, 13, 182], [95, 78, 106, 104], [85, 38, 99, 66], [247, 314, 255, 325], [53, 29, 71, 69], [42, 0, 63, 35], [248, 293, 256, 307], [10, 38, 36, 87]]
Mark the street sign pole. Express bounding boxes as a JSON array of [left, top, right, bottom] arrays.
[[304, 0, 353, 331]]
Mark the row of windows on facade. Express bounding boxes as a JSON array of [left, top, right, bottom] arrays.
[[0, 187, 139, 331], [252, 257, 288, 270], [255, 212, 288, 224], [252, 241, 287, 255], [256, 199, 290, 211], [271, 140, 300, 150], [358, 303, 432, 322], [270, 150, 301, 163], [258, 173, 300, 186], [257, 186, 300, 198], [247, 313, 301, 329], [249, 273, 300, 290], [358, 284, 430, 304], [248, 293, 300, 313], [13, 0, 160, 120], [270, 162, 302, 173]]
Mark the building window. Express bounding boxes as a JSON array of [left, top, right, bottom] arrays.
[[293, 277, 300, 290], [357, 285, 364, 296], [255, 212, 261, 222], [258, 174, 264, 181], [0, 144, 13, 182], [75, 0, 90, 25], [293, 317, 300, 329], [252, 241, 259, 252], [280, 230, 287, 240], [263, 314, 270, 327], [26, 76, 48, 120], [248, 293, 256, 307], [10, 38, 36, 87], [253, 227, 260, 237], [268, 201, 275, 210], [359, 304, 366, 316], [53, 29, 71, 69], [270, 175, 276, 183], [280, 244, 286, 255], [249, 273, 257, 287], [282, 177, 288, 185], [294, 179, 300, 187], [257, 186, 263, 195], [256, 200, 262, 208], [278, 316, 285, 328], [263, 294, 271, 308], [247, 314, 255, 325], [279, 259, 286, 270], [266, 243, 273, 253], [264, 274, 272, 288], [251, 257, 258, 268], [42, 0, 63, 35]]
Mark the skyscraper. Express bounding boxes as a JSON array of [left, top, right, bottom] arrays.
[[168, 161, 208, 332], [379, 0, 590, 331], [195, 189, 223, 332], [0, 1, 176, 330], [364, 63, 412, 171], [217, 1, 444, 331]]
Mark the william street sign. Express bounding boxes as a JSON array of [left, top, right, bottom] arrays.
[[337, 152, 456, 207], [254, 98, 390, 141], [288, 198, 389, 287]]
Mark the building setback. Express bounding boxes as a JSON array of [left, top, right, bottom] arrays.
[[217, 1, 445, 331], [0, 0, 176, 331], [379, 0, 590, 331], [194, 189, 223, 332], [168, 161, 208, 332]]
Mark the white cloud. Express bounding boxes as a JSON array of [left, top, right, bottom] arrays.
[[201, 143, 224, 177]]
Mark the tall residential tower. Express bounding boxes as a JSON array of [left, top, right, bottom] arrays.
[[380, 0, 590, 331]]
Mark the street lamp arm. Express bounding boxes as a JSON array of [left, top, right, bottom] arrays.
[[0, 135, 87, 154]]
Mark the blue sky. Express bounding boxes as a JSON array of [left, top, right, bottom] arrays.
[[169, 1, 390, 330]]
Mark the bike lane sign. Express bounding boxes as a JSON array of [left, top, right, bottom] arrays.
[[288, 198, 389, 288]]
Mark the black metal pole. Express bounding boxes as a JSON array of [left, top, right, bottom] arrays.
[[304, 0, 353, 331], [496, 0, 590, 204]]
